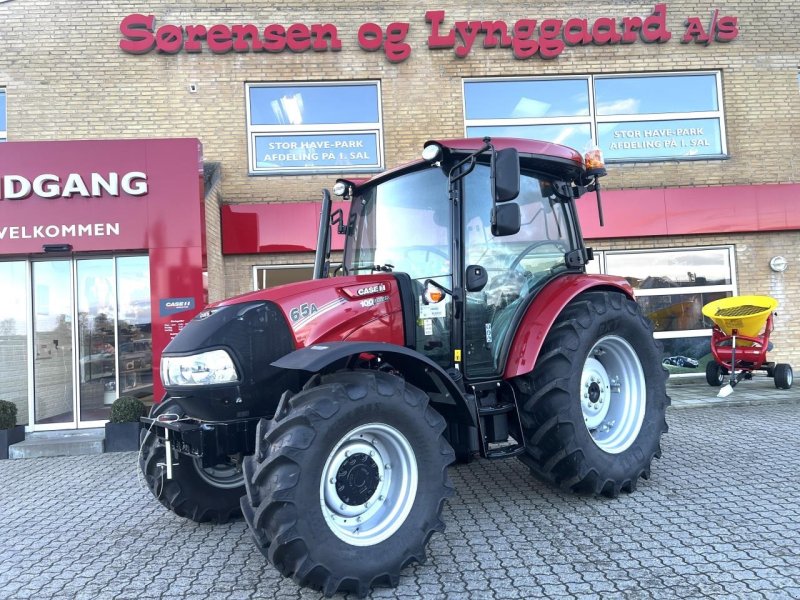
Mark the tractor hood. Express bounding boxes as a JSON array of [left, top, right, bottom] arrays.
[[165, 273, 406, 357]]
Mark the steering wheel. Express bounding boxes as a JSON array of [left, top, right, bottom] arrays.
[[509, 240, 568, 271]]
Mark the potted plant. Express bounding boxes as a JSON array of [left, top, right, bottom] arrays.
[[0, 400, 25, 460], [105, 396, 146, 452]]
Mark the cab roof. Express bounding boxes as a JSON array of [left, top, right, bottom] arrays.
[[348, 137, 586, 191]]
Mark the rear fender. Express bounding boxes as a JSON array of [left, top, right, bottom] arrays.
[[272, 341, 476, 427], [503, 275, 635, 379]]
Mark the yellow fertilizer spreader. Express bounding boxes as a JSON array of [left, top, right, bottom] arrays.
[[702, 295, 793, 395]]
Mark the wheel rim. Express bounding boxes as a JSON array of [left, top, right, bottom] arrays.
[[320, 423, 418, 547], [580, 335, 646, 454], [192, 459, 244, 489]]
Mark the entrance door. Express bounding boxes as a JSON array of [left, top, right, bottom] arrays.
[[32, 260, 75, 427], [24, 255, 152, 431]]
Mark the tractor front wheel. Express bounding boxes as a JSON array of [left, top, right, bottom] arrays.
[[517, 291, 669, 497], [240, 370, 454, 597], [138, 400, 245, 523]]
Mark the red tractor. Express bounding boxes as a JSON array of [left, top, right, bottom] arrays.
[[140, 138, 668, 596]]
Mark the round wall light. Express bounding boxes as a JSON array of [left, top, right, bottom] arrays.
[[769, 256, 788, 272]]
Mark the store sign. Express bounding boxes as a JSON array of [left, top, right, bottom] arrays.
[[254, 133, 379, 172], [0, 172, 148, 201], [120, 5, 738, 62], [599, 119, 722, 160]]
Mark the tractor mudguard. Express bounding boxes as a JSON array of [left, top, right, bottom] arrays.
[[272, 340, 476, 427], [502, 274, 635, 379]]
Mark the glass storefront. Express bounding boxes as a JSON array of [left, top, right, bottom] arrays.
[[0, 255, 151, 430], [591, 246, 736, 375]]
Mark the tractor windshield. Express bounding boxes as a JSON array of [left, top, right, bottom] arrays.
[[343, 165, 451, 281]]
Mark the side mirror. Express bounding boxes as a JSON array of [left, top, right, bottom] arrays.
[[491, 203, 521, 236], [465, 265, 488, 292], [492, 148, 520, 203]]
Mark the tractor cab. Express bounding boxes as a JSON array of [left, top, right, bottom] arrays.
[[323, 137, 602, 380]]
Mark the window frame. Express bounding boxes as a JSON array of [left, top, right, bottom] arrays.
[[252, 263, 315, 290], [245, 81, 384, 176], [593, 244, 737, 340], [463, 71, 727, 163], [0, 88, 6, 141]]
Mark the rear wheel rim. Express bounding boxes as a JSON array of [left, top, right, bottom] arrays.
[[580, 335, 646, 454], [320, 423, 418, 547]]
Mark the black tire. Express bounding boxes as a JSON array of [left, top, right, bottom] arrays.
[[515, 291, 669, 497], [240, 370, 454, 597], [774, 363, 793, 389], [706, 361, 726, 387], [139, 400, 245, 523]]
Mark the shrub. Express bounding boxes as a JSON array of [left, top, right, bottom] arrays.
[[110, 396, 147, 423], [0, 400, 17, 430]]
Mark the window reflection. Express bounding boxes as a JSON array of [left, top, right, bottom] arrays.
[[249, 84, 380, 125], [606, 248, 733, 289], [116, 256, 152, 402], [464, 79, 590, 119], [595, 74, 718, 115], [640, 291, 729, 332], [0, 261, 29, 425]]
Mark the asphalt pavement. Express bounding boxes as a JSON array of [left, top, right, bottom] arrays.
[[1, 382, 798, 599]]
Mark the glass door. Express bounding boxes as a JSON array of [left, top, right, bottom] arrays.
[[0, 261, 30, 428], [76, 258, 117, 424], [32, 260, 75, 427], [28, 255, 152, 430]]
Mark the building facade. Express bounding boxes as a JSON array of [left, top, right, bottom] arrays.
[[1, 1, 798, 431]]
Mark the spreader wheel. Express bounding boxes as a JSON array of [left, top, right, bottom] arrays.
[[706, 361, 726, 387], [774, 363, 793, 389]]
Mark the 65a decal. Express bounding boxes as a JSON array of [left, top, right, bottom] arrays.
[[289, 297, 347, 330], [289, 302, 318, 322]]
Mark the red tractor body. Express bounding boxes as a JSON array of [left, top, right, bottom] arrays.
[[140, 137, 669, 597]]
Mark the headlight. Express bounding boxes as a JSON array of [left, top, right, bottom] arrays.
[[161, 349, 239, 386]]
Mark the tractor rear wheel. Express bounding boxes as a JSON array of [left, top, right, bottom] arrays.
[[240, 370, 454, 597], [516, 291, 669, 497], [774, 363, 793, 389], [139, 400, 244, 523], [706, 361, 726, 387]]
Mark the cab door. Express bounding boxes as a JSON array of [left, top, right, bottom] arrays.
[[345, 166, 455, 369], [462, 166, 576, 378]]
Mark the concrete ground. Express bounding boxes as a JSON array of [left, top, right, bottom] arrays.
[[0, 378, 798, 599]]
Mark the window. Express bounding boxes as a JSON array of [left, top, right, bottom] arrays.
[[464, 72, 726, 162], [593, 246, 737, 374], [0, 89, 6, 142], [253, 264, 314, 290], [246, 82, 383, 175]]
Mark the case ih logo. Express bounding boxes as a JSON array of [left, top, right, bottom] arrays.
[[0, 172, 148, 201], [160, 297, 196, 317], [357, 284, 387, 296]]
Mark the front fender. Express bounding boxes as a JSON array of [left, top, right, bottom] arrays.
[[502, 275, 635, 379], [272, 341, 476, 427]]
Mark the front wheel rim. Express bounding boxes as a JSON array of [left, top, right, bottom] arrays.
[[192, 459, 244, 489], [580, 335, 646, 454], [320, 423, 418, 547]]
